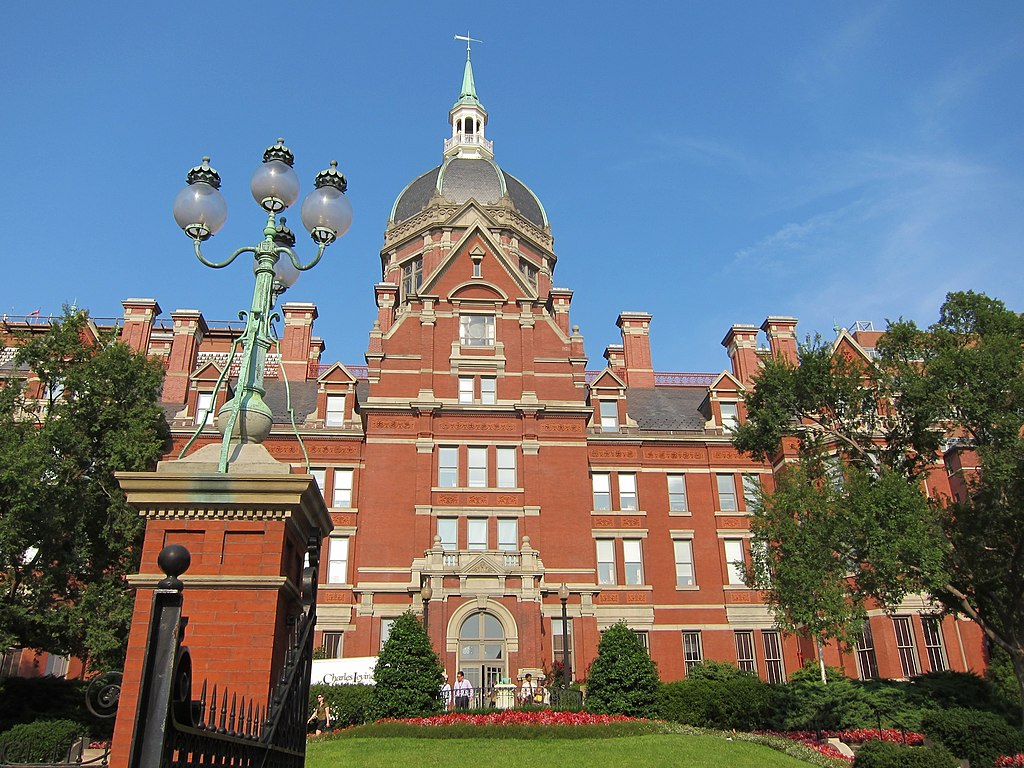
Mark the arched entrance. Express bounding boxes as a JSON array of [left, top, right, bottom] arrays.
[[457, 611, 506, 693]]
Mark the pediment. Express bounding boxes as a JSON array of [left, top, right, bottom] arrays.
[[462, 555, 504, 575], [831, 331, 874, 365], [190, 360, 224, 381], [317, 361, 358, 384], [422, 223, 535, 301], [588, 368, 627, 391], [708, 370, 744, 393]]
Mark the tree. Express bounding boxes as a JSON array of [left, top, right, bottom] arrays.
[[0, 308, 169, 671], [584, 622, 660, 716], [370, 611, 444, 719], [734, 291, 1024, 719]]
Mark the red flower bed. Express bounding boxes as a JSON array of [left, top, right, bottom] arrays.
[[381, 711, 642, 727], [760, 729, 924, 746], [996, 755, 1024, 767]]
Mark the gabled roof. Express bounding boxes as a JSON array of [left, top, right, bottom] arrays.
[[317, 361, 358, 385], [588, 368, 627, 391]]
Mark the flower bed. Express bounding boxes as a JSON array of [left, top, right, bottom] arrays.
[[996, 755, 1024, 767], [759, 729, 925, 746]]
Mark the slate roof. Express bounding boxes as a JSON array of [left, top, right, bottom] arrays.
[[391, 158, 548, 229], [263, 381, 319, 424], [625, 387, 708, 432]]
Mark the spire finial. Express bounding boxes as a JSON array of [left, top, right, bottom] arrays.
[[454, 32, 482, 60]]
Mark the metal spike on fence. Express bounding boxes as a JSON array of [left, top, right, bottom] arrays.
[[219, 687, 229, 733], [209, 685, 218, 727], [229, 692, 237, 734], [198, 679, 208, 728], [245, 698, 254, 737]]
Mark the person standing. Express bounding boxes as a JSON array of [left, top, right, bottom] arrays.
[[453, 670, 473, 710], [519, 673, 536, 705], [439, 672, 453, 710]]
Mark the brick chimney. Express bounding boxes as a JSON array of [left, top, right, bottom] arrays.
[[163, 310, 207, 404], [603, 344, 626, 381], [120, 298, 161, 354], [375, 283, 398, 334], [761, 316, 799, 364], [721, 324, 760, 386], [280, 302, 318, 380], [617, 312, 654, 387], [548, 288, 574, 335]]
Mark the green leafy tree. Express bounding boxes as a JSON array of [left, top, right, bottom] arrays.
[[584, 622, 660, 716], [734, 291, 1024, 718], [370, 610, 444, 719], [0, 308, 169, 671]]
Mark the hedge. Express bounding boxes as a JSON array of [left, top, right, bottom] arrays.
[[307, 684, 375, 729], [0, 719, 83, 763], [852, 740, 957, 768], [921, 707, 1024, 766]]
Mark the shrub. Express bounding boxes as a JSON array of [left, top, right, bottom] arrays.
[[370, 611, 445, 719], [308, 683, 374, 728], [0, 676, 107, 737], [853, 740, 957, 768], [922, 707, 1024, 767], [685, 659, 755, 681], [584, 622, 660, 717], [0, 719, 83, 763], [658, 677, 779, 730], [778, 664, 875, 731]]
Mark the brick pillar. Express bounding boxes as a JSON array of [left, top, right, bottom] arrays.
[[603, 345, 626, 380], [375, 283, 398, 334], [617, 312, 654, 387], [721, 324, 760, 386], [120, 299, 161, 354], [761, 316, 799, 364], [109, 444, 331, 768], [280, 302, 318, 381], [548, 288, 574, 335], [163, 310, 207, 404]]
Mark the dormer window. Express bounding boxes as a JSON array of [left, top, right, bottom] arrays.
[[599, 400, 619, 433], [195, 392, 214, 427], [460, 314, 494, 347], [325, 394, 345, 427], [519, 258, 538, 288], [720, 402, 739, 433], [402, 257, 423, 298]]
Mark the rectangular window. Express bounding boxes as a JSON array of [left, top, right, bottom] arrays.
[[43, 654, 69, 678], [552, 618, 573, 663], [195, 392, 214, 427], [717, 474, 737, 511], [480, 377, 496, 405], [592, 473, 611, 511], [735, 631, 757, 674], [467, 446, 488, 488], [437, 518, 458, 551], [742, 474, 761, 511], [618, 473, 638, 511], [922, 617, 948, 673], [673, 539, 695, 587], [724, 539, 746, 585], [497, 518, 518, 552], [623, 539, 644, 585], [310, 469, 326, 496], [325, 394, 345, 426], [667, 474, 688, 512], [599, 400, 619, 433], [893, 617, 920, 677], [1, 648, 23, 678], [458, 377, 474, 404], [322, 631, 344, 659], [460, 314, 495, 346], [439, 447, 459, 488], [596, 539, 616, 585], [856, 622, 879, 681], [682, 631, 703, 673], [401, 257, 422, 297], [467, 518, 488, 551], [720, 402, 739, 432], [327, 536, 349, 584], [633, 631, 650, 651], [380, 618, 395, 650], [333, 469, 353, 508], [763, 631, 786, 683], [519, 258, 538, 287], [496, 447, 517, 488]]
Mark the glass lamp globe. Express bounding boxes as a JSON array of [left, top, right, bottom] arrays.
[[172, 182, 227, 239], [273, 252, 300, 289], [300, 185, 353, 244], [251, 160, 300, 213]]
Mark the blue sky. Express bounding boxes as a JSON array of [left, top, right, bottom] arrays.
[[4, 2, 1022, 374]]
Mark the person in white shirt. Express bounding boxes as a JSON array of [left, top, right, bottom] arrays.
[[519, 673, 536, 704], [439, 672, 453, 710], [453, 670, 473, 710]]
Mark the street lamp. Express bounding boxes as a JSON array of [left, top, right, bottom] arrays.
[[558, 583, 571, 687], [172, 140, 352, 472], [421, 580, 433, 636]]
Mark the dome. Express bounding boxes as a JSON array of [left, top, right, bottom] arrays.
[[390, 157, 549, 230]]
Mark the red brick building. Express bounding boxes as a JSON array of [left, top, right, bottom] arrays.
[[1, 57, 985, 690]]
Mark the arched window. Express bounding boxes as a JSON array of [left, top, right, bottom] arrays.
[[457, 612, 506, 694]]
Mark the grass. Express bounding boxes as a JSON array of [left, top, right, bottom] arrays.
[[305, 733, 824, 768]]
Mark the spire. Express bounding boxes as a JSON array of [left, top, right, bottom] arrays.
[[446, 34, 492, 160]]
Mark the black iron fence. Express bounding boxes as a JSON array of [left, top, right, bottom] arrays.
[[443, 685, 583, 712], [0, 738, 110, 768], [127, 535, 320, 768]]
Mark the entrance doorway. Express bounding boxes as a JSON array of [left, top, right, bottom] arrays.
[[457, 611, 507, 695]]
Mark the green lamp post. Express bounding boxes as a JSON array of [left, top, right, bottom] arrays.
[[172, 139, 352, 472]]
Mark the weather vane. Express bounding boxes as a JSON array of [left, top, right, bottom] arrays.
[[454, 32, 483, 59]]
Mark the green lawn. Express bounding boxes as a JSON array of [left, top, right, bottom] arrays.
[[305, 733, 818, 768]]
